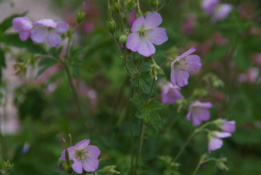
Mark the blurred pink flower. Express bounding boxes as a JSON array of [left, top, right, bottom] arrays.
[[129, 10, 136, 27], [238, 68, 259, 83], [201, 0, 220, 14], [31, 19, 69, 47], [212, 4, 232, 22], [182, 13, 196, 34], [186, 101, 212, 126], [252, 53, 261, 66]]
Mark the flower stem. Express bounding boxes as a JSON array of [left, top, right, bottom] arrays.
[[129, 87, 135, 174], [173, 121, 213, 163], [192, 158, 203, 175], [135, 119, 144, 175]]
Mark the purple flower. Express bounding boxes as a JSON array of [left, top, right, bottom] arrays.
[[61, 139, 100, 174], [161, 83, 183, 104], [31, 19, 69, 47], [186, 101, 212, 126], [170, 47, 201, 87], [212, 4, 232, 22], [129, 10, 136, 27], [126, 12, 168, 57], [218, 119, 236, 133], [201, 0, 220, 14], [208, 131, 231, 152], [12, 17, 33, 41]]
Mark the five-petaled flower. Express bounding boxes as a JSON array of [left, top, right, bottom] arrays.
[[161, 83, 183, 104], [208, 131, 231, 152], [61, 139, 100, 174], [171, 47, 201, 87], [31, 19, 69, 47], [12, 17, 33, 41], [186, 101, 212, 126], [126, 12, 168, 57]]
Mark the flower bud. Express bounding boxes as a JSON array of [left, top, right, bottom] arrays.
[[76, 11, 85, 24], [101, 165, 120, 174], [125, 0, 137, 11], [192, 88, 209, 98], [106, 20, 116, 34], [216, 158, 229, 171], [150, 62, 164, 80], [2, 160, 14, 172], [119, 34, 127, 45]]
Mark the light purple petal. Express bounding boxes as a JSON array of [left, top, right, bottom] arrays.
[[74, 139, 90, 150], [147, 27, 168, 45], [34, 19, 57, 28], [61, 146, 76, 161], [170, 61, 178, 86], [72, 159, 83, 174], [215, 131, 231, 138], [175, 66, 189, 87], [161, 84, 182, 104], [138, 38, 155, 57], [181, 55, 201, 71], [220, 121, 236, 133], [208, 137, 223, 153], [192, 108, 210, 126], [56, 21, 69, 33], [85, 145, 100, 159], [131, 17, 144, 32], [82, 158, 99, 172], [12, 17, 32, 31], [127, 33, 141, 52], [31, 26, 48, 43], [193, 101, 212, 108], [212, 4, 232, 22], [19, 31, 30, 41], [202, 0, 220, 14], [177, 47, 196, 61], [47, 31, 62, 47], [143, 12, 162, 29], [186, 107, 192, 121]]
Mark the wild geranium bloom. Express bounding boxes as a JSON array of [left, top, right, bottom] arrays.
[[161, 83, 183, 104], [170, 47, 201, 87], [186, 101, 212, 126], [202, 0, 220, 14], [212, 4, 232, 22], [126, 12, 168, 57], [12, 17, 33, 41], [61, 139, 100, 174], [208, 131, 231, 152], [219, 119, 236, 133], [31, 19, 69, 47]]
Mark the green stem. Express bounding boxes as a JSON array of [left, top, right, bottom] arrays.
[[192, 158, 203, 175], [173, 121, 213, 162], [129, 87, 135, 174], [135, 119, 144, 175]]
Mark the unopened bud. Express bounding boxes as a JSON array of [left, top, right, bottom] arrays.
[[216, 158, 229, 171], [107, 20, 116, 34], [119, 34, 127, 45], [125, 0, 137, 11], [3, 160, 14, 172], [101, 165, 120, 174], [76, 11, 85, 24], [150, 62, 164, 80], [192, 88, 209, 98], [213, 79, 224, 89]]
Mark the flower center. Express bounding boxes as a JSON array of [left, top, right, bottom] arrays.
[[75, 149, 88, 161], [138, 25, 151, 39]]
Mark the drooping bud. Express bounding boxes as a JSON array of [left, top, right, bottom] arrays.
[[107, 0, 117, 34], [119, 34, 127, 45], [76, 3, 86, 24], [100, 165, 121, 174], [150, 60, 164, 80], [216, 158, 229, 171]]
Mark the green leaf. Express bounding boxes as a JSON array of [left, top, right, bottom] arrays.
[[135, 99, 163, 119], [0, 12, 27, 32], [132, 71, 155, 95], [0, 34, 46, 54], [149, 112, 161, 133]]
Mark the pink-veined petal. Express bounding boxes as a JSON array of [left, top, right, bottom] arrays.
[[12, 17, 32, 31], [182, 55, 201, 71], [61, 146, 76, 161], [131, 17, 144, 32], [208, 137, 223, 153], [175, 66, 189, 87], [74, 139, 90, 150], [138, 38, 155, 57], [215, 131, 231, 138], [82, 158, 99, 172], [147, 27, 168, 45], [72, 159, 83, 174], [31, 26, 48, 43], [19, 31, 30, 41], [176, 47, 196, 60], [56, 21, 69, 33], [47, 31, 62, 47], [143, 12, 162, 29], [127, 33, 141, 52], [85, 145, 100, 159]]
